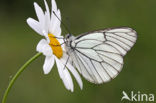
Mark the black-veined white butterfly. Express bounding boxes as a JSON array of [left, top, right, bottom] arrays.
[[64, 27, 137, 84], [53, 10, 137, 84]]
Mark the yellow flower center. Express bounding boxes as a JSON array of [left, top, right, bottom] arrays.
[[48, 34, 63, 59]]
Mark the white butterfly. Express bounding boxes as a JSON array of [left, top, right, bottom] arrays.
[[64, 27, 137, 84]]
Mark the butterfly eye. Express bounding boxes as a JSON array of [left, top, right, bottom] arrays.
[[66, 34, 71, 39]]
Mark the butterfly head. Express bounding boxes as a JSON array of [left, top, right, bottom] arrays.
[[65, 34, 75, 53], [65, 34, 72, 39], [65, 34, 74, 44]]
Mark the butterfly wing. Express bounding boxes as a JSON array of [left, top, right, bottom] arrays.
[[70, 27, 137, 84]]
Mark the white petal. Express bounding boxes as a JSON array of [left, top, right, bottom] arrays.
[[49, 0, 61, 36], [34, 2, 45, 29], [60, 53, 83, 89], [49, 13, 58, 35], [66, 63, 83, 90], [57, 36, 64, 43], [57, 36, 65, 51], [36, 39, 53, 56], [63, 68, 74, 92], [52, 10, 61, 36], [44, 0, 51, 33], [44, 0, 50, 17], [43, 56, 55, 74], [55, 58, 74, 92], [55, 58, 64, 78], [27, 18, 43, 36], [52, 0, 57, 12], [43, 12, 50, 34]]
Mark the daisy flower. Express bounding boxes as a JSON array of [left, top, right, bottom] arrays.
[[26, 0, 82, 92]]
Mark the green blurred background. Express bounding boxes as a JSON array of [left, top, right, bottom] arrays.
[[0, 0, 156, 103]]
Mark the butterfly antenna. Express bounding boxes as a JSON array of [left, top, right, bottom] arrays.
[[53, 11, 71, 35]]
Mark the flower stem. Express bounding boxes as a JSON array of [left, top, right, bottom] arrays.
[[2, 52, 42, 103]]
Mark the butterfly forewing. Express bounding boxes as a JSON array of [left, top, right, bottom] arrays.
[[67, 27, 137, 84]]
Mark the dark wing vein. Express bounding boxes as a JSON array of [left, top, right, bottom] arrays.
[[90, 60, 104, 82], [73, 51, 96, 82], [96, 51, 123, 65], [94, 49, 122, 56], [97, 53, 120, 73], [75, 49, 100, 62], [106, 32, 135, 43], [106, 40, 127, 51], [104, 42, 124, 55], [106, 35, 132, 47], [77, 52, 99, 82], [106, 32, 136, 37], [75, 39, 103, 44]]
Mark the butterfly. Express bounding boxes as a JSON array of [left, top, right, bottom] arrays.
[[64, 27, 137, 84]]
